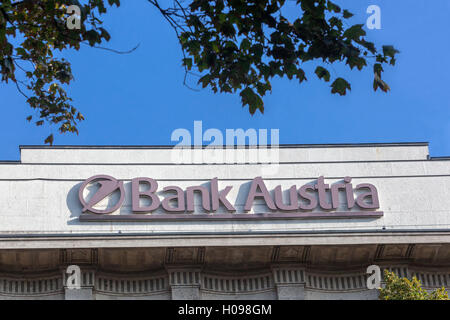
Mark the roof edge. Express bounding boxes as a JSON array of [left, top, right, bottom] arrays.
[[19, 142, 430, 150], [430, 156, 450, 161]]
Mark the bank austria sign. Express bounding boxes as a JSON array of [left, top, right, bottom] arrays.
[[78, 175, 382, 221]]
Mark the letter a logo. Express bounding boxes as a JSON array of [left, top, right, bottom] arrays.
[[78, 175, 125, 214]]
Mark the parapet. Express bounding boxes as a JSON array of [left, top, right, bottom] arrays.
[[18, 142, 430, 164]]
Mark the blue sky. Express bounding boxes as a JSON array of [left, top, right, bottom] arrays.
[[1, 0, 449, 160]]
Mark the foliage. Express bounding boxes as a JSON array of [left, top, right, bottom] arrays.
[[155, 0, 399, 114], [379, 270, 449, 300], [0, 0, 119, 144], [1, 0, 399, 143]]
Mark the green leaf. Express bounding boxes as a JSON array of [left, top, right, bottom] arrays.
[[240, 87, 264, 114], [331, 78, 351, 95], [343, 24, 366, 40], [240, 38, 251, 51], [44, 134, 54, 145], [198, 74, 211, 88], [296, 68, 307, 83], [373, 63, 383, 76], [315, 66, 330, 82], [343, 10, 354, 19], [327, 1, 341, 13], [382, 45, 400, 58], [373, 73, 390, 92], [182, 58, 192, 70]]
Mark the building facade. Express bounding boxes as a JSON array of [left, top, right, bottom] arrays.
[[0, 143, 449, 300]]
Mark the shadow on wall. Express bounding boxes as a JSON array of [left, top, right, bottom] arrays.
[[67, 181, 83, 221], [66, 181, 121, 227]]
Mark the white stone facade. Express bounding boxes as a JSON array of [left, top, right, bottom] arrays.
[[0, 143, 448, 299]]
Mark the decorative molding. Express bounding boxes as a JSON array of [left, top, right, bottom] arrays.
[[272, 267, 305, 284], [405, 244, 416, 259], [271, 246, 280, 262], [60, 249, 98, 265], [0, 264, 449, 299], [374, 244, 385, 260], [271, 246, 311, 264], [305, 272, 366, 291], [95, 273, 168, 295], [165, 247, 205, 265], [201, 271, 274, 294], [302, 246, 311, 264], [167, 268, 201, 286], [409, 270, 450, 289], [0, 272, 63, 297], [374, 244, 415, 261]]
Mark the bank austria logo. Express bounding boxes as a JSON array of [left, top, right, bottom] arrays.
[[77, 174, 383, 222], [78, 175, 125, 214]]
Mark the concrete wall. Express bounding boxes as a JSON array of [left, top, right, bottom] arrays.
[[0, 143, 449, 249], [19, 144, 430, 164], [0, 143, 448, 300]]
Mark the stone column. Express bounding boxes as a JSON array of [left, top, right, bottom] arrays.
[[272, 266, 306, 300], [167, 267, 202, 300]]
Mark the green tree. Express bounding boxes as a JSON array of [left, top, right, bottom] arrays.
[[0, 0, 399, 144], [379, 270, 449, 300]]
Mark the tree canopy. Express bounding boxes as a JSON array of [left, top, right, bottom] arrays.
[[0, 0, 399, 144], [379, 270, 448, 300]]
